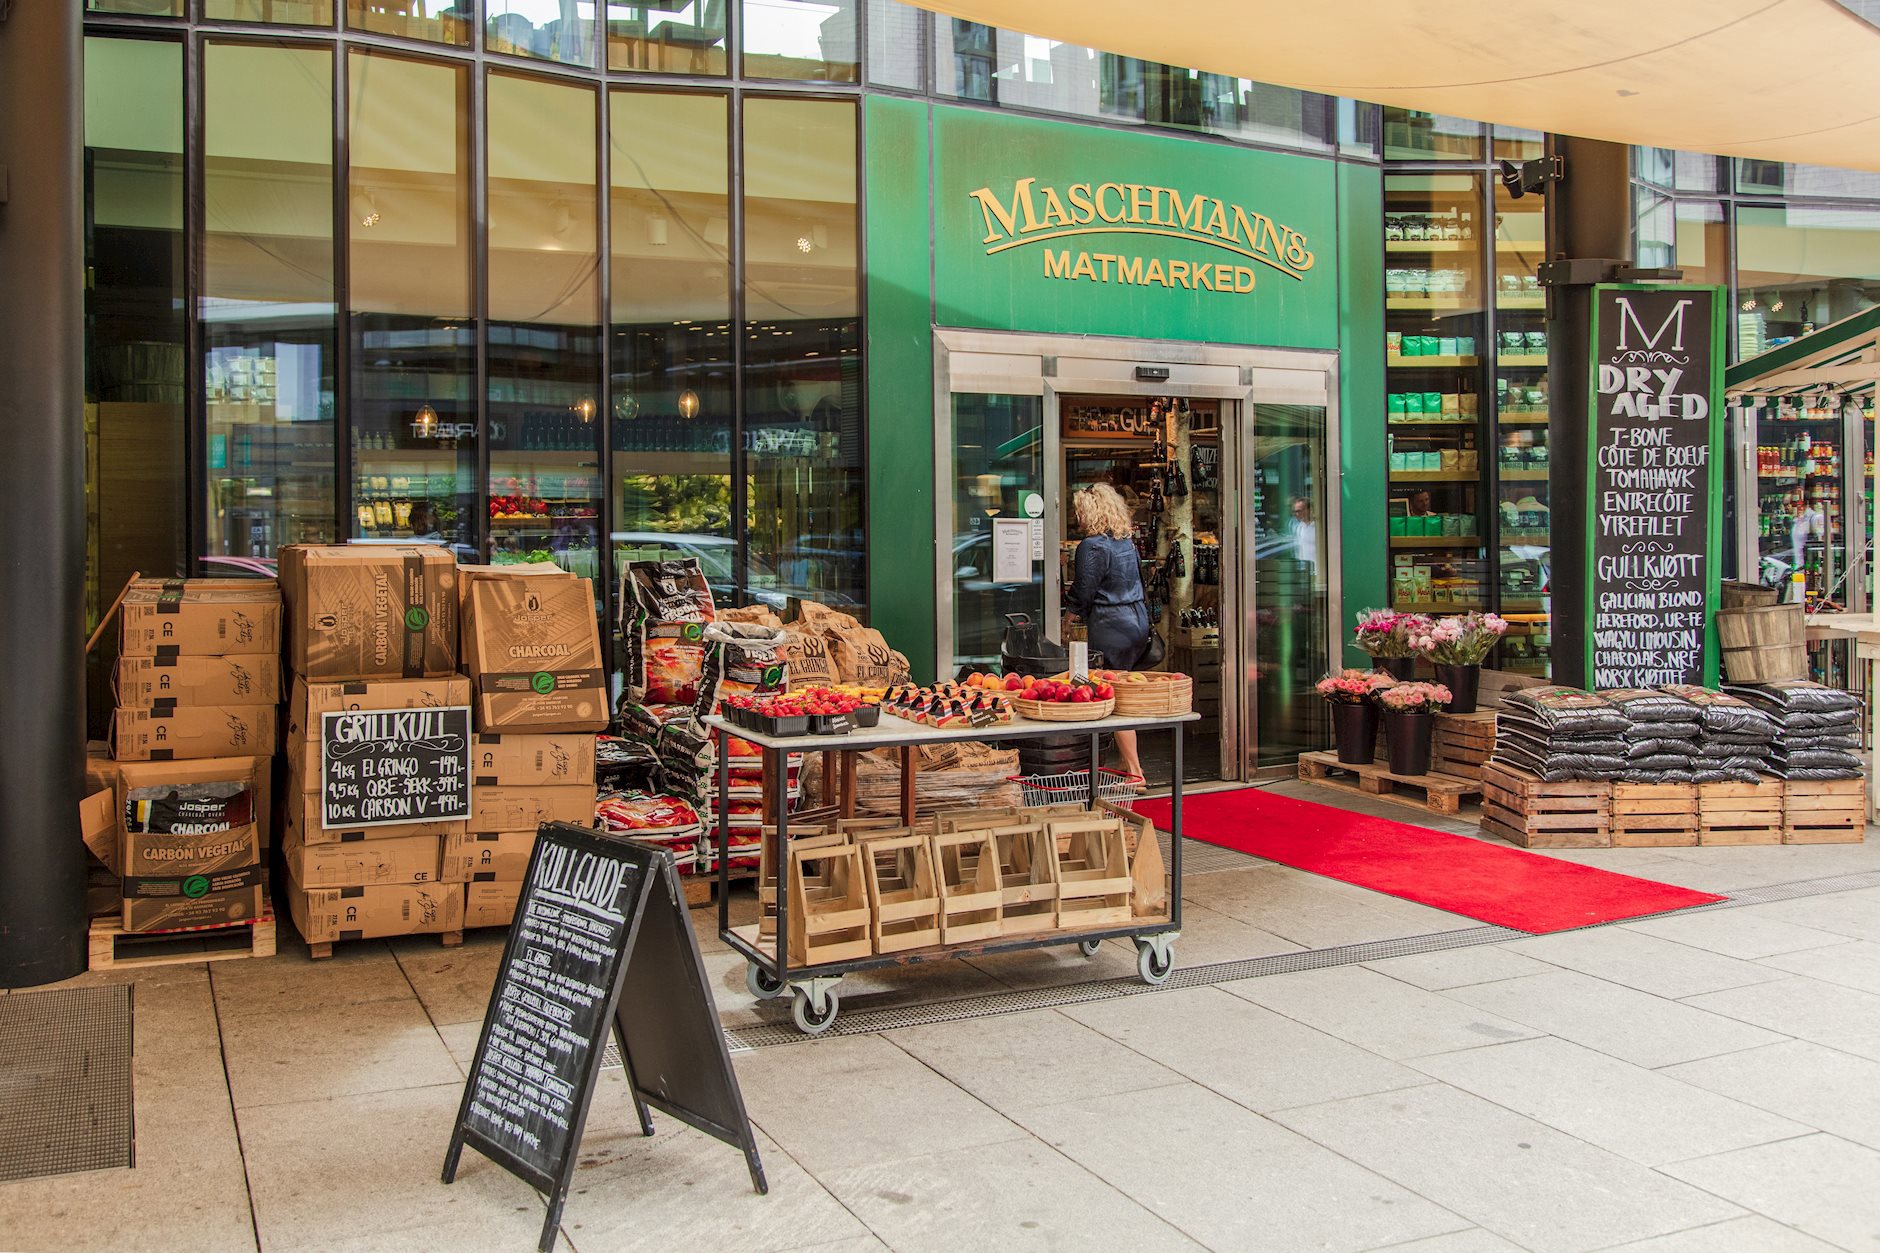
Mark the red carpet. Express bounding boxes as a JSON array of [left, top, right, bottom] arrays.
[[1137, 788, 1724, 934]]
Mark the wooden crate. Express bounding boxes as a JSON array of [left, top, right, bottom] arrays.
[[1101, 800, 1169, 921], [786, 842, 873, 966], [1697, 779, 1786, 846], [1432, 711, 1498, 782], [863, 833, 942, 953], [1479, 760, 1611, 848], [1611, 781, 1699, 848], [1297, 751, 1480, 816], [1784, 778, 1868, 844], [932, 829, 1003, 943], [986, 823, 1060, 936], [89, 902, 276, 972], [1043, 817, 1133, 930], [757, 825, 837, 940]]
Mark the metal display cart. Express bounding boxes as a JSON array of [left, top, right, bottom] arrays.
[[706, 709, 1198, 1034]]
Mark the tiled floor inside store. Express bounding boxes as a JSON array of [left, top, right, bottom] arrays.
[[10, 779, 1880, 1252]]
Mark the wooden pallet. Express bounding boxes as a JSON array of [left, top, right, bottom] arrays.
[[1479, 760, 1610, 848], [89, 906, 277, 972], [1697, 779, 1786, 846], [308, 931, 461, 960], [1611, 782, 1699, 848], [1432, 711, 1498, 782], [1297, 751, 1480, 816], [1784, 777, 1867, 844]]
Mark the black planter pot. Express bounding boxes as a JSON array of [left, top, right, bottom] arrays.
[[1379, 656, 1417, 682], [1385, 710, 1434, 776], [1433, 663, 1480, 715], [1330, 700, 1380, 766]]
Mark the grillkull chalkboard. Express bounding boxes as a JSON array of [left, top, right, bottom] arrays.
[[319, 706, 471, 829], [1585, 284, 1724, 690], [443, 824, 766, 1252]]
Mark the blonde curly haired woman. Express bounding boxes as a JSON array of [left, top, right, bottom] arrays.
[[1066, 483, 1148, 780]]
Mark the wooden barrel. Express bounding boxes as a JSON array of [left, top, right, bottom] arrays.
[[1717, 603, 1807, 683], [1722, 580, 1780, 609]]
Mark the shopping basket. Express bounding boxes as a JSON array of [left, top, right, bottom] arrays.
[[1009, 768, 1142, 810]]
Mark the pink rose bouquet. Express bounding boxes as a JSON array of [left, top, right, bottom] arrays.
[[1314, 669, 1397, 704], [1353, 609, 1436, 659], [1422, 612, 1508, 665], [1376, 681, 1452, 714]]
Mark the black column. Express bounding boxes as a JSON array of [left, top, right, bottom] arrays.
[[0, 2, 89, 985], [1543, 136, 1633, 689]]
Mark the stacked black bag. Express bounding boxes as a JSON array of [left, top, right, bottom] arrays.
[[1725, 680, 1866, 780], [1660, 684, 1778, 783], [1494, 687, 1630, 780], [1602, 688, 1702, 782]]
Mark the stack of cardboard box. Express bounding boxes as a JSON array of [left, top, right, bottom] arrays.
[[454, 565, 607, 927], [95, 580, 282, 933], [277, 545, 467, 950]]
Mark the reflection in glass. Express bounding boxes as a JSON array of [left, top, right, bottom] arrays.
[[865, 0, 924, 88], [1737, 203, 1880, 358], [1492, 126, 1543, 162], [348, 51, 477, 554], [86, 0, 182, 13], [744, 97, 864, 610], [487, 0, 598, 67], [609, 91, 734, 623], [1253, 403, 1332, 767], [204, 0, 335, 23], [743, 0, 859, 81], [607, 2, 727, 74], [1493, 180, 1552, 677], [346, 0, 473, 45], [204, 43, 337, 567], [950, 394, 1042, 673], [487, 73, 603, 586], [1381, 108, 1485, 161]]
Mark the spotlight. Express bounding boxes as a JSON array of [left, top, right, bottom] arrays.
[[677, 389, 701, 420], [413, 403, 439, 438]]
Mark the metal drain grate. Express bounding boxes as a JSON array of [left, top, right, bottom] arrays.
[[0, 985, 135, 1182]]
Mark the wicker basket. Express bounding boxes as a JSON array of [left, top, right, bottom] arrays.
[[1109, 673, 1193, 717], [1012, 696, 1116, 722]]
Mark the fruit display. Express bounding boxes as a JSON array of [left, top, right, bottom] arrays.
[[1008, 674, 1117, 704], [723, 687, 880, 735], [883, 681, 1015, 728]]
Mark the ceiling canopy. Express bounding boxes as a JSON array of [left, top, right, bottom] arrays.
[[912, 0, 1880, 173]]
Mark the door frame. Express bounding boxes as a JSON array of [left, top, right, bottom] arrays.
[[933, 327, 1341, 780]]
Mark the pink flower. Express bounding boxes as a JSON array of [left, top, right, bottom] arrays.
[[1377, 682, 1452, 713]]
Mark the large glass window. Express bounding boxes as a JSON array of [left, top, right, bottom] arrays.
[[203, 42, 337, 566], [865, 0, 924, 89], [486, 72, 603, 586], [1382, 108, 1484, 162], [1739, 160, 1880, 200], [347, 51, 477, 555], [487, 0, 599, 67], [1737, 203, 1880, 356], [743, 96, 864, 610], [949, 394, 1043, 674], [607, 2, 727, 74], [346, 1, 473, 45], [87, 0, 182, 13], [609, 90, 735, 617], [204, 0, 334, 23], [743, 0, 860, 82]]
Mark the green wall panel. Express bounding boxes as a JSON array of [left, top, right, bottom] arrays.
[[864, 96, 937, 678], [1337, 161, 1387, 665]]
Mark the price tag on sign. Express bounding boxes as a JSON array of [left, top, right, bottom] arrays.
[[968, 708, 997, 728], [825, 714, 854, 734]]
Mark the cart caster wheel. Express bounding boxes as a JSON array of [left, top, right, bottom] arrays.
[[790, 986, 840, 1035], [1078, 939, 1104, 958], [1136, 940, 1174, 986], [745, 964, 785, 1001]]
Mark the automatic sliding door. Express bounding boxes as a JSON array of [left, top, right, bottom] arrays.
[[948, 392, 1045, 675]]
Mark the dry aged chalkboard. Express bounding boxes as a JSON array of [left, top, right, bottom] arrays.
[[320, 706, 471, 829], [443, 825, 765, 1252], [1585, 284, 1723, 689]]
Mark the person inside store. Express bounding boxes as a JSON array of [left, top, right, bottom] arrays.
[[1289, 496, 1318, 569], [1066, 483, 1149, 782], [408, 502, 443, 541], [1406, 488, 1434, 517]]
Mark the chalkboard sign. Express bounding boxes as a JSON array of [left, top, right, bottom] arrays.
[[1585, 284, 1724, 689], [444, 825, 765, 1252], [320, 707, 472, 829]]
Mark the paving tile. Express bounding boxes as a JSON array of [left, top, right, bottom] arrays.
[[823, 1135, 1201, 1253], [1683, 976, 1880, 1063], [1663, 1040, 1880, 1151], [390, 931, 505, 1026], [1759, 939, 1880, 996], [208, 938, 410, 1015], [1501, 927, 1789, 999], [1362, 945, 1555, 991], [734, 1034, 1025, 1174], [1367, 1232, 1524, 1252], [774, 1239, 889, 1253], [1184, 865, 1473, 950], [436, 1019, 482, 1073], [1659, 1134, 1880, 1251], [1060, 985, 1430, 1113], [1597, 1215, 1840, 1251], [961, 938, 1142, 991], [1221, 964, 1538, 1060], [1444, 970, 1785, 1069], [1016, 1083, 1467, 1252], [217, 993, 461, 1109], [236, 1082, 552, 1253], [890, 1008, 1183, 1112], [1271, 1084, 1741, 1253], [1124, 898, 1304, 967], [1408, 1036, 1808, 1166], [1620, 911, 1853, 961], [1742, 891, 1880, 944]]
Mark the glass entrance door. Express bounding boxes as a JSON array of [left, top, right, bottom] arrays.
[[948, 391, 1045, 673]]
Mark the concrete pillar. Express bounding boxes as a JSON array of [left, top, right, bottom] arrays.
[[0, 1, 89, 985]]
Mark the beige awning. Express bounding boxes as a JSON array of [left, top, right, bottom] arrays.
[[912, 0, 1880, 172]]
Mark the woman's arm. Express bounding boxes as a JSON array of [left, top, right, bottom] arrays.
[[1064, 538, 1106, 617]]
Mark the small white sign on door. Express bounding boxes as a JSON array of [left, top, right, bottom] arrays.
[[992, 517, 1032, 584]]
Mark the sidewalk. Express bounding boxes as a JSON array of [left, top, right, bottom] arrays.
[[5, 781, 1880, 1252]]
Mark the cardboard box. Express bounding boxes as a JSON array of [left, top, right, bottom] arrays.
[[464, 881, 524, 929], [113, 705, 278, 762], [443, 830, 536, 883], [454, 562, 569, 613], [117, 653, 282, 708], [283, 829, 443, 888], [279, 544, 459, 681], [284, 674, 472, 775], [119, 579, 282, 657], [471, 732, 597, 787], [280, 782, 467, 847], [286, 878, 465, 943], [461, 571, 608, 733], [470, 785, 595, 834], [116, 757, 267, 932]]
